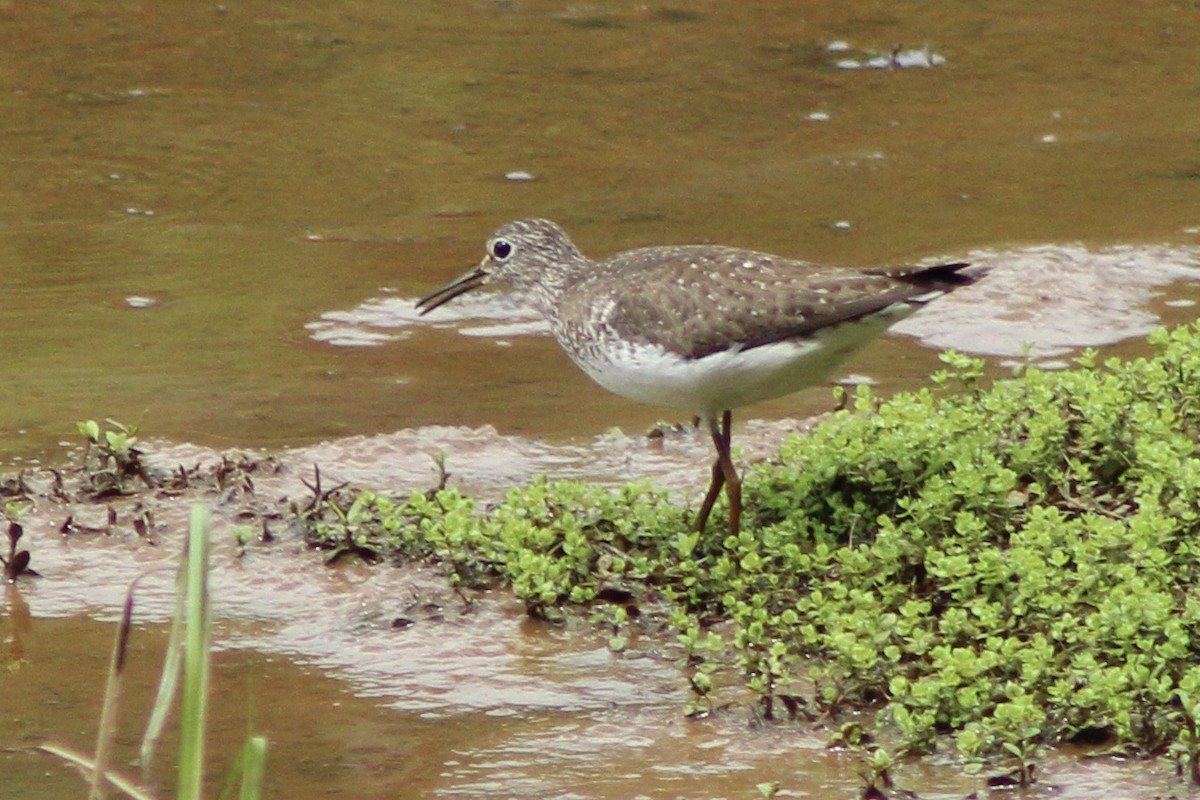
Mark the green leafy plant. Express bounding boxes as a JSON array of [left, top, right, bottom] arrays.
[[76, 417, 156, 497], [295, 322, 1200, 780]]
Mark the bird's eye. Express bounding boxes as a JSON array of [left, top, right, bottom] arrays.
[[490, 238, 513, 261]]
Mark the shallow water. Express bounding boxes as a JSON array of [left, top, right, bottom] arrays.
[[4, 0, 1200, 462], [5, 0, 1200, 797]]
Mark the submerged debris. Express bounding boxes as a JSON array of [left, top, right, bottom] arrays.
[[833, 44, 947, 70], [2, 519, 36, 579]]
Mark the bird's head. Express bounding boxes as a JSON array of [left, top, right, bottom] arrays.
[[416, 218, 587, 316]]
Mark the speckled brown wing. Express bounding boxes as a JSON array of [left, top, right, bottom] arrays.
[[566, 245, 971, 360]]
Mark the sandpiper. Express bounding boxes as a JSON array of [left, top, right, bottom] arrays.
[[417, 219, 979, 535]]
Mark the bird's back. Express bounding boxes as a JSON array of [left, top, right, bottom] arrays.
[[561, 245, 974, 361]]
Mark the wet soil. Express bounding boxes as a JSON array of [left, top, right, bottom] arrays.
[[1, 429, 1194, 798]]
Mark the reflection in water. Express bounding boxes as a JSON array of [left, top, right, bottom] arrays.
[[319, 243, 1200, 363], [3, 583, 32, 667], [893, 243, 1200, 357], [306, 290, 545, 347]]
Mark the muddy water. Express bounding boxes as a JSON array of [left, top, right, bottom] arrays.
[[4, 0, 1200, 462], [4, 0, 1200, 797]]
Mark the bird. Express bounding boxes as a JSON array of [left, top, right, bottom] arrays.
[[416, 218, 979, 535]]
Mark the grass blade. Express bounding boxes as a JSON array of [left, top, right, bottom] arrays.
[[86, 585, 136, 800], [238, 736, 268, 800], [177, 506, 213, 800], [38, 744, 156, 800], [140, 552, 188, 774]]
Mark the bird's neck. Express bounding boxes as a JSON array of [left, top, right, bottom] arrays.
[[512, 255, 592, 317]]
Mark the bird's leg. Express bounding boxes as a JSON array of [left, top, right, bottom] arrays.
[[694, 444, 726, 533], [694, 411, 741, 536], [713, 410, 741, 535]]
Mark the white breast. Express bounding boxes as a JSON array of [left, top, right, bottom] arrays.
[[561, 309, 908, 419]]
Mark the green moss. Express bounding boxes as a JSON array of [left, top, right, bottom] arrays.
[[303, 322, 1200, 775]]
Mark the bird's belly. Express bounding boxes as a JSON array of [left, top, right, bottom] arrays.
[[570, 312, 904, 418]]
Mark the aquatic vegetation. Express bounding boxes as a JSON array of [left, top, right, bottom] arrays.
[[76, 417, 155, 497], [36, 507, 268, 800], [304, 323, 1200, 779], [2, 506, 35, 580]]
